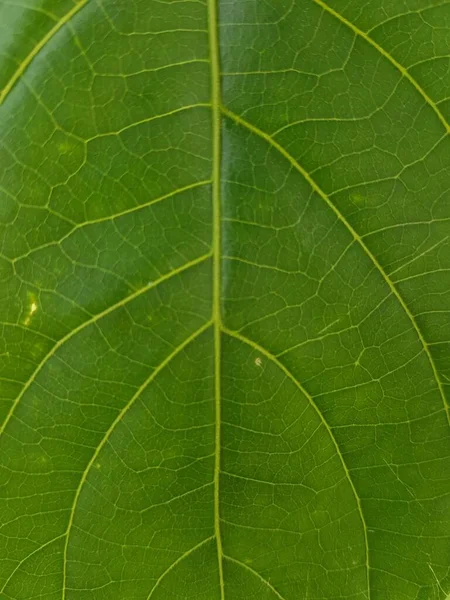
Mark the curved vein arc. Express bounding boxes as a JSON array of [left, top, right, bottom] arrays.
[[0, 252, 211, 436], [0, 534, 65, 594], [222, 326, 371, 599], [312, 0, 450, 134], [221, 106, 449, 429], [62, 320, 212, 599], [0, 0, 89, 105], [13, 180, 212, 264], [86, 103, 211, 140], [224, 555, 288, 600], [146, 536, 215, 599]]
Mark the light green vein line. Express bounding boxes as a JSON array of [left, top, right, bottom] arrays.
[[0, 252, 211, 437], [97, 58, 210, 79], [208, 0, 225, 598], [1, 534, 65, 594], [224, 255, 305, 275], [312, 0, 450, 134], [224, 555, 288, 600], [146, 536, 215, 599], [0, 0, 89, 105], [141, 481, 214, 513], [429, 564, 450, 599], [1, 321, 57, 342], [221, 106, 450, 432], [0, 377, 25, 385], [388, 236, 449, 279], [62, 321, 212, 599], [87, 103, 211, 140], [13, 180, 212, 264], [366, 1, 450, 34], [222, 326, 371, 599], [0, 1, 59, 20], [222, 470, 315, 490]]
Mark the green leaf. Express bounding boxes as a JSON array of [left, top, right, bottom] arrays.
[[1, 0, 449, 599]]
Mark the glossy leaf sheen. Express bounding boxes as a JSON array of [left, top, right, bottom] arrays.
[[1, 1, 450, 599]]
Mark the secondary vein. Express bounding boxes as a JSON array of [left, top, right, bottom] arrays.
[[62, 321, 212, 599], [313, 0, 450, 134], [0, 0, 89, 105], [207, 0, 225, 597], [222, 326, 371, 599], [221, 106, 450, 432], [0, 253, 211, 436]]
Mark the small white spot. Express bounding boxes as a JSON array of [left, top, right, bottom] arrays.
[[23, 294, 38, 326], [255, 357, 262, 368]]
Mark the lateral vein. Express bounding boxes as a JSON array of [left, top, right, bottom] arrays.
[[0, 253, 211, 436], [224, 555, 288, 600], [0, 0, 89, 105], [313, 0, 450, 134], [62, 321, 213, 599], [222, 326, 371, 599], [221, 106, 450, 433]]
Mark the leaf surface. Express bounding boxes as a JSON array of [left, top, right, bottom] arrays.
[[1, 1, 450, 599]]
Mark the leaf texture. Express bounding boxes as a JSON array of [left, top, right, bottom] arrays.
[[0, 1, 450, 599]]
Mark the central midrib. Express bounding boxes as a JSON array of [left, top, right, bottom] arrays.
[[207, 0, 225, 598]]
